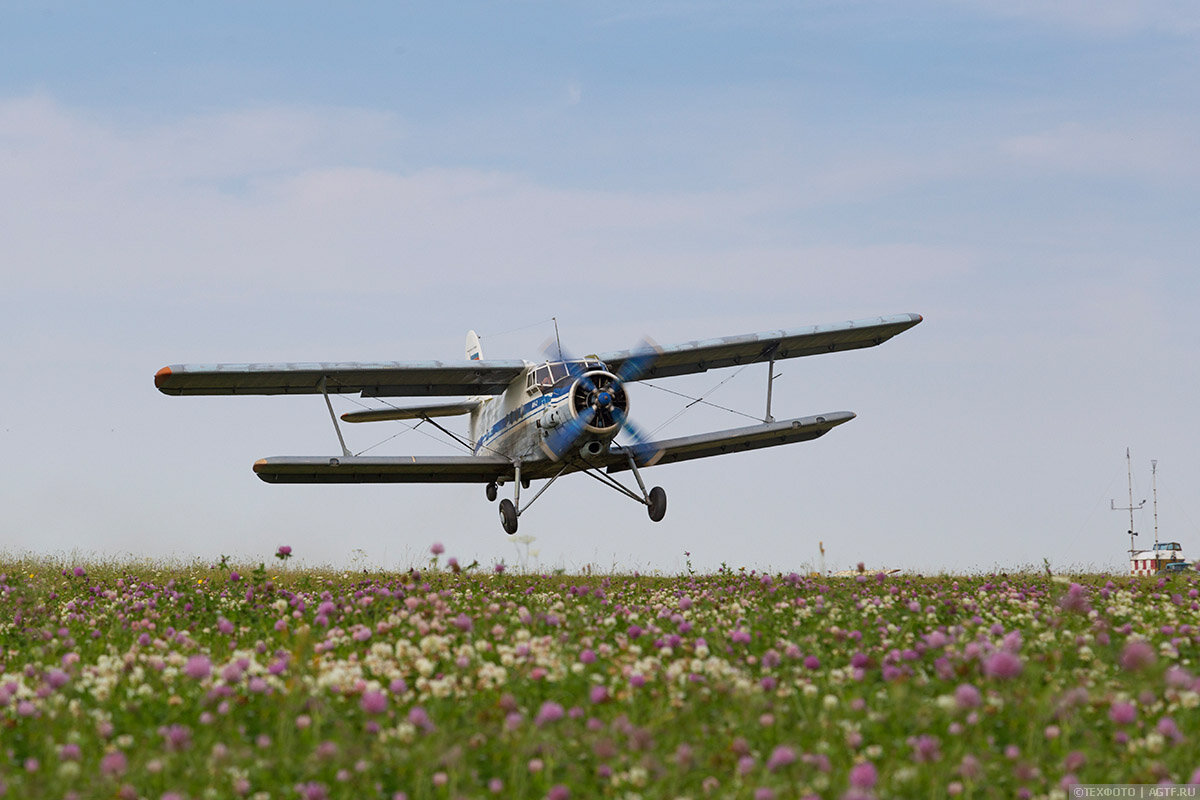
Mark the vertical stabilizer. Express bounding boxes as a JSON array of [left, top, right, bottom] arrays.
[[465, 331, 485, 446]]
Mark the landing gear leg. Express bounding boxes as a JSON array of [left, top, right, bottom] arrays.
[[624, 449, 667, 522]]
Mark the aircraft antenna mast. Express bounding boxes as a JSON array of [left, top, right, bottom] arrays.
[[552, 317, 563, 361], [1111, 447, 1146, 557], [1152, 459, 1159, 544]]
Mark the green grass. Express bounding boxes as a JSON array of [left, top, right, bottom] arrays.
[[1, 555, 1198, 798]]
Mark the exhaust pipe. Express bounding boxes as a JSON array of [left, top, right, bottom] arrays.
[[580, 441, 605, 458]]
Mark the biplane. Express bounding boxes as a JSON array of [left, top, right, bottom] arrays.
[[155, 313, 921, 534]]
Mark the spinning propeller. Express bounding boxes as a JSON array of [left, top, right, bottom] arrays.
[[539, 339, 663, 465]]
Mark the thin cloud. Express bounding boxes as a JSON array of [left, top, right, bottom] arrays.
[[0, 95, 959, 303], [1000, 121, 1197, 178], [944, 0, 1200, 36]]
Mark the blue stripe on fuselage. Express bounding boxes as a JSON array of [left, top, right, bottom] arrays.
[[474, 389, 566, 454]]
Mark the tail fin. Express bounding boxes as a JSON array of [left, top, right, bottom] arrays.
[[466, 330, 483, 361]]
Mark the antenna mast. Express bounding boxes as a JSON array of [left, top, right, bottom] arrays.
[[1151, 459, 1159, 544], [1111, 447, 1146, 557]]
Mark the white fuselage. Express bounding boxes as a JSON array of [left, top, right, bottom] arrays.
[[469, 359, 614, 463]]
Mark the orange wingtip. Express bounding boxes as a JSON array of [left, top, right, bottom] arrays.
[[154, 366, 173, 387], [253, 459, 268, 471]]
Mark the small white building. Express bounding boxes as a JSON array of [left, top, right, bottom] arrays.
[[1130, 541, 1185, 576]]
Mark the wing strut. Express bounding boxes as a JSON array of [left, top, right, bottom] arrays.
[[764, 345, 779, 423], [416, 414, 476, 453], [320, 377, 352, 458], [624, 449, 653, 503]]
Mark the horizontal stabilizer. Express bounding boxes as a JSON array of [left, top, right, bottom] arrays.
[[341, 400, 481, 423]]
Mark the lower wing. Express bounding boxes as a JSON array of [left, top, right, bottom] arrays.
[[604, 412, 855, 472], [253, 455, 512, 484]]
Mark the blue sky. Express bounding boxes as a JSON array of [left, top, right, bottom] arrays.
[[2, 1, 1198, 574]]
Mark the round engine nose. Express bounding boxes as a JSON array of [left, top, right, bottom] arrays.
[[570, 370, 629, 434]]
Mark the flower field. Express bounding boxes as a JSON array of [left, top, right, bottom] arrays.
[[2, 549, 1198, 799]]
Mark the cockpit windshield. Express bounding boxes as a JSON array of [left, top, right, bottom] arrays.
[[532, 360, 605, 391]]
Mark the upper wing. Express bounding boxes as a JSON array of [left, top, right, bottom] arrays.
[[154, 361, 527, 397], [253, 455, 512, 484], [603, 412, 856, 473], [599, 313, 922, 380]]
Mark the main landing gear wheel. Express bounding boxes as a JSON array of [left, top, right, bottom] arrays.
[[499, 499, 518, 534], [486, 482, 498, 502], [647, 486, 667, 522]]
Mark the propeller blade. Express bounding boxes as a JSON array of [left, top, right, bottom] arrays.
[[613, 408, 665, 466], [615, 337, 661, 383], [540, 406, 595, 461]]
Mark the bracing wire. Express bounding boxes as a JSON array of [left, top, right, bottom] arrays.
[[323, 377, 487, 456], [477, 317, 557, 342], [640, 379, 762, 422], [1060, 464, 1126, 555], [1156, 479, 1200, 538], [643, 356, 771, 437]]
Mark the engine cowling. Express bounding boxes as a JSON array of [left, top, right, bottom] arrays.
[[569, 370, 628, 435]]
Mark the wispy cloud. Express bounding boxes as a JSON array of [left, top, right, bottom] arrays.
[[999, 121, 1198, 178], [0, 94, 961, 304], [945, 0, 1200, 36]]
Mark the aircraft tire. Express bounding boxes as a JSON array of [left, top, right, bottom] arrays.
[[647, 486, 667, 522], [499, 499, 519, 534], [486, 482, 498, 502]]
